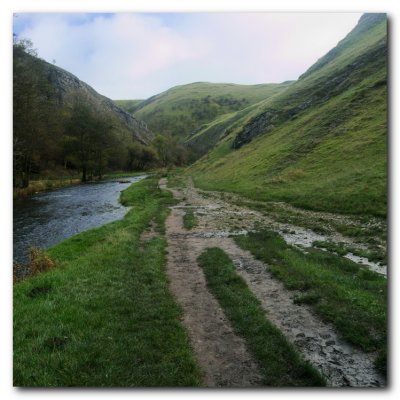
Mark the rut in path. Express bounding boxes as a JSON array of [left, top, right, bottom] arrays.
[[163, 191, 263, 387], [160, 178, 386, 387]]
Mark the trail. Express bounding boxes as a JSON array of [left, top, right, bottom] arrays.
[[160, 177, 385, 387]]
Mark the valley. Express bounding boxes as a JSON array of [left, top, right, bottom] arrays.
[[13, 13, 388, 388]]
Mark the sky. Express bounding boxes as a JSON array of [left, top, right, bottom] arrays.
[[13, 12, 362, 100]]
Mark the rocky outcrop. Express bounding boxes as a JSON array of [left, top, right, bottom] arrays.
[[232, 110, 278, 149]]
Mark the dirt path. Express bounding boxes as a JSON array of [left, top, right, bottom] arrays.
[[160, 178, 385, 387]]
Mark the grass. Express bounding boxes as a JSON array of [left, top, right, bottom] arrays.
[[13, 177, 202, 387], [134, 82, 290, 139], [113, 99, 143, 114], [234, 230, 387, 376], [313, 240, 387, 265], [183, 209, 197, 230], [197, 247, 326, 386]]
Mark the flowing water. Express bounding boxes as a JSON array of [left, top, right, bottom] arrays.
[[13, 176, 146, 268]]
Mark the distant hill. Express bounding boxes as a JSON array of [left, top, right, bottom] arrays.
[[187, 13, 387, 217], [114, 99, 144, 115], [129, 82, 291, 142]]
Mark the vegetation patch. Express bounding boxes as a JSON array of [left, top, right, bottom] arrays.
[[14, 177, 201, 387], [313, 240, 387, 265], [234, 230, 387, 376], [13, 178, 81, 199], [183, 209, 197, 230], [197, 247, 326, 386]]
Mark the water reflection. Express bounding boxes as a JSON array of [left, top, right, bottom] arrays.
[[13, 176, 146, 265]]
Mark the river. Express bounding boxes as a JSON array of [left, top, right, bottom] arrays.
[[13, 176, 146, 268]]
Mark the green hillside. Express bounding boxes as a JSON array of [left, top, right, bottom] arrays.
[[114, 99, 143, 114], [188, 14, 387, 217], [132, 82, 291, 140]]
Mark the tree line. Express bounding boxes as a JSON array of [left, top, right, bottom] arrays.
[[13, 38, 188, 188]]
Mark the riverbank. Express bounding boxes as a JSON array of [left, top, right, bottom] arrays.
[[13, 177, 202, 386], [13, 171, 149, 200], [13, 178, 81, 199]]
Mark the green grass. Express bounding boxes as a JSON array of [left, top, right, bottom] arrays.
[[188, 15, 387, 217], [134, 81, 291, 140], [234, 230, 387, 376], [312, 240, 387, 265], [183, 209, 197, 230], [113, 99, 143, 114], [197, 247, 326, 386], [14, 177, 202, 387]]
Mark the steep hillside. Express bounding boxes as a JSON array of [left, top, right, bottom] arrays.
[[40, 61, 152, 145], [188, 13, 387, 217], [132, 82, 291, 140], [13, 44, 153, 186]]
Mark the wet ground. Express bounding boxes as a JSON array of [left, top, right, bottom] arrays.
[[161, 177, 386, 387]]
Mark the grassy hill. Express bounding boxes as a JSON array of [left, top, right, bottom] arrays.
[[187, 14, 387, 217], [131, 82, 291, 141], [114, 99, 143, 114]]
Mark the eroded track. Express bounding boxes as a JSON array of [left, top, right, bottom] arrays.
[[160, 178, 385, 387]]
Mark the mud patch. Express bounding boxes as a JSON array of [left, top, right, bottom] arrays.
[[164, 204, 263, 387]]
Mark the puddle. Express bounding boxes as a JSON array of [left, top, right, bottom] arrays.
[[344, 253, 386, 276]]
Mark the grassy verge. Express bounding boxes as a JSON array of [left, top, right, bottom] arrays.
[[197, 247, 326, 387], [234, 230, 387, 376], [183, 209, 197, 230], [14, 177, 201, 387]]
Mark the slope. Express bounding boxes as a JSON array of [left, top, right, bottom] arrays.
[[40, 59, 152, 145], [132, 82, 291, 140], [114, 99, 143, 114], [188, 13, 387, 217], [13, 44, 154, 186]]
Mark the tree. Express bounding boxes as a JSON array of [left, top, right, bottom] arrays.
[[13, 37, 62, 187], [126, 142, 157, 171], [153, 134, 188, 167], [64, 101, 116, 182]]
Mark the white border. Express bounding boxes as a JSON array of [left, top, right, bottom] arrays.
[[1, 1, 398, 399]]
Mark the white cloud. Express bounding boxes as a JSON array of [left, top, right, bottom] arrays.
[[14, 12, 362, 99]]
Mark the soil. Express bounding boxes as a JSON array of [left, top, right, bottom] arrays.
[[160, 177, 386, 388]]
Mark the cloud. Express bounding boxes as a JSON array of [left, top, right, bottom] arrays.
[[14, 12, 362, 99]]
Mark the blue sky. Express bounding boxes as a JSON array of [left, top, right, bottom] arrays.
[[14, 12, 362, 99]]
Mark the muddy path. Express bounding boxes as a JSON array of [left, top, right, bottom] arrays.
[[195, 187, 387, 276], [160, 177, 386, 387]]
